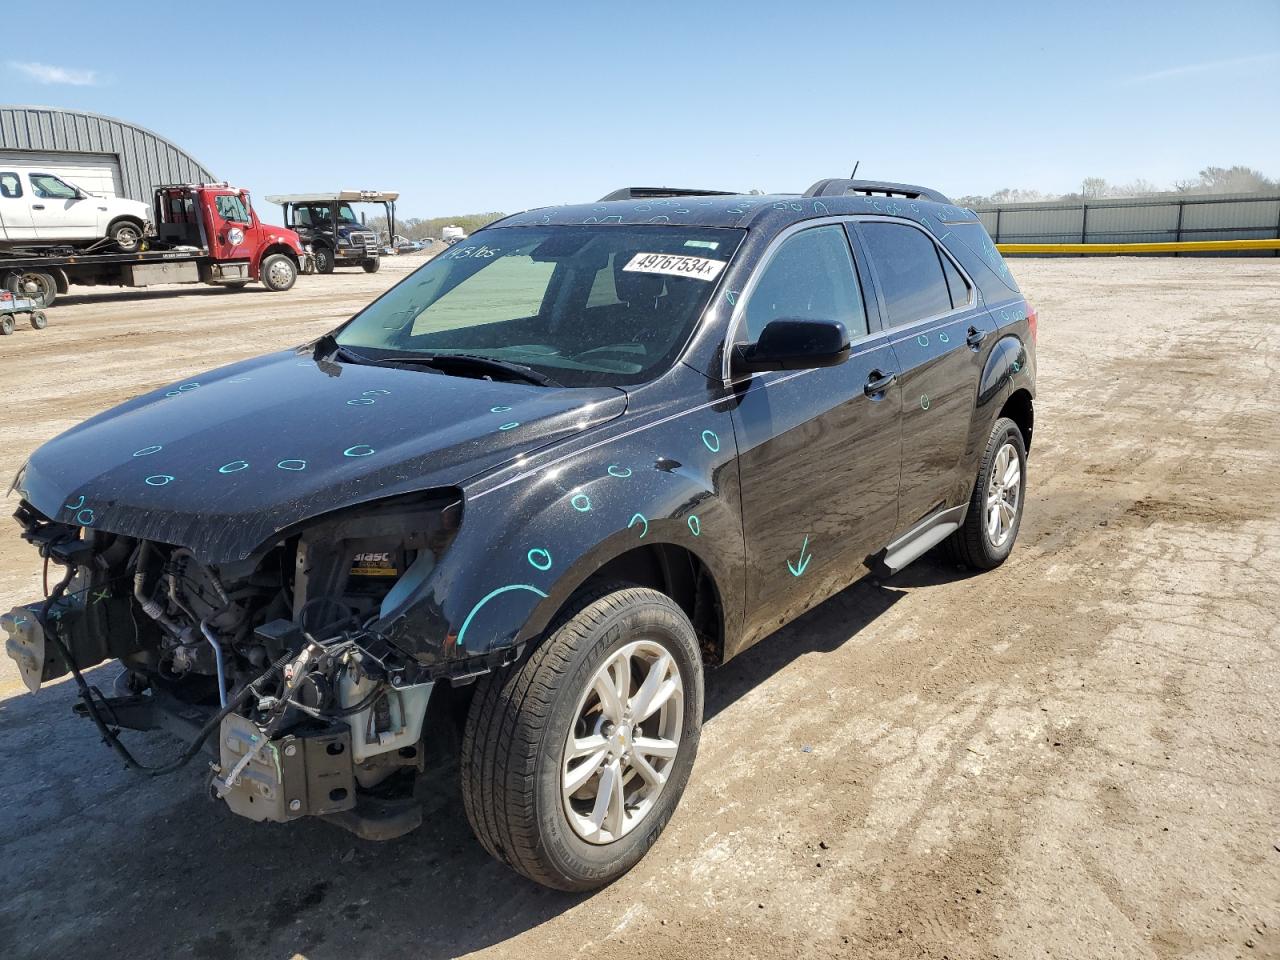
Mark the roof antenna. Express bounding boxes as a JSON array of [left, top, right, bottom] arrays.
[[850, 161, 860, 178]]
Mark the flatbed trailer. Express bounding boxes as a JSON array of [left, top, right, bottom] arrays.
[[0, 183, 312, 307]]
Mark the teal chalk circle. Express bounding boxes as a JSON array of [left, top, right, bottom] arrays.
[[629, 513, 649, 538], [363, 389, 390, 396], [65, 495, 86, 510], [277, 459, 307, 471], [527, 548, 552, 571], [687, 515, 701, 536], [132, 445, 163, 457], [75, 508, 95, 526], [498, 422, 520, 431], [490, 405, 512, 413], [920, 394, 931, 411], [456, 583, 548, 649], [165, 382, 201, 395], [570, 493, 592, 512], [347, 398, 375, 406], [607, 465, 632, 478], [343, 445, 376, 458], [145, 475, 175, 486], [1011, 360, 1021, 373], [938, 332, 950, 344], [701, 429, 720, 453], [218, 460, 250, 474], [917, 334, 930, 347]]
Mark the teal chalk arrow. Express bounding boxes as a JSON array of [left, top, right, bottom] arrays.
[[787, 536, 812, 577]]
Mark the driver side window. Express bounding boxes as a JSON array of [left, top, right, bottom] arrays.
[[744, 225, 867, 341], [215, 194, 251, 223], [29, 174, 78, 200]]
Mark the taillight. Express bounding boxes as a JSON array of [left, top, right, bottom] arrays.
[[1026, 304, 1038, 343]]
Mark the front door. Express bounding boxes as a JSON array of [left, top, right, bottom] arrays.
[[208, 191, 255, 262], [853, 219, 996, 529], [28, 172, 96, 239], [731, 223, 903, 645]]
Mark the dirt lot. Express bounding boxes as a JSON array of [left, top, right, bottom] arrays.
[[0, 256, 1277, 960]]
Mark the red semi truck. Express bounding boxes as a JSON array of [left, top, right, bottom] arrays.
[[0, 183, 313, 307]]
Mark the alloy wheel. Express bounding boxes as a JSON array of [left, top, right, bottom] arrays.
[[562, 640, 684, 844], [985, 441, 1022, 547]]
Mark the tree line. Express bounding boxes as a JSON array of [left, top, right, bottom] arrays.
[[955, 165, 1277, 206]]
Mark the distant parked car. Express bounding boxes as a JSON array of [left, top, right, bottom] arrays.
[[442, 225, 466, 244]]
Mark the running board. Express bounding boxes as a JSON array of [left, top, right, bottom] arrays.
[[867, 505, 966, 578]]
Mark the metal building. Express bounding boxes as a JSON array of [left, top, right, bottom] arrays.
[[0, 105, 215, 202]]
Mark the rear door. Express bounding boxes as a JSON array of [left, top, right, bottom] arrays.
[[731, 223, 902, 644], [852, 219, 995, 532], [0, 171, 35, 239]]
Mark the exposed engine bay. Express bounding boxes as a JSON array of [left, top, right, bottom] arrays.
[[2, 494, 488, 840]]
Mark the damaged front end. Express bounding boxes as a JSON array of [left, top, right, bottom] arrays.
[[4, 491, 484, 841]]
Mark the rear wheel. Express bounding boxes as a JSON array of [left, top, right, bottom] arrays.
[[108, 219, 144, 252], [462, 586, 704, 890], [946, 416, 1027, 569], [4, 270, 57, 308], [0, 315, 14, 336], [259, 254, 297, 292], [361, 258, 380, 273], [313, 245, 335, 274]]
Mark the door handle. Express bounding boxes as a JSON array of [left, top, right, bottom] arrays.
[[31, 204, 45, 210], [864, 370, 896, 398], [966, 325, 987, 349]]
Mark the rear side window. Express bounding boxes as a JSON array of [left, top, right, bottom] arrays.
[[859, 222, 953, 327], [0, 173, 20, 198], [940, 253, 970, 309], [744, 225, 867, 341]]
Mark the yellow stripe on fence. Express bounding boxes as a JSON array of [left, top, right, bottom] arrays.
[[996, 239, 1280, 254]]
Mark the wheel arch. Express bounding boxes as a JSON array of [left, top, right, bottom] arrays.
[[999, 388, 1034, 453], [521, 539, 728, 665]]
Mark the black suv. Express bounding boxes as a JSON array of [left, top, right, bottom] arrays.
[[6, 178, 1036, 890]]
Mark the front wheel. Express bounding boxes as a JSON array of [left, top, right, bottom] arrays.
[[259, 254, 298, 292], [108, 219, 143, 253], [0, 315, 14, 336], [462, 586, 704, 890], [361, 258, 380, 273], [946, 416, 1027, 569], [30, 311, 47, 330]]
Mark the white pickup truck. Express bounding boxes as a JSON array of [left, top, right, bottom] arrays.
[[0, 167, 152, 252]]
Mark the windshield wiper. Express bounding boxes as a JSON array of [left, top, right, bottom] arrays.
[[374, 353, 562, 387]]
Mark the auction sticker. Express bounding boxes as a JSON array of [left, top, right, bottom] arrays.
[[622, 252, 727, 281]]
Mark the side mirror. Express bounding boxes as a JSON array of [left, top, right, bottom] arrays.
[[731, 318, 851, 374]]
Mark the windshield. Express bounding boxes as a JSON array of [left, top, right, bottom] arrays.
[[336, 224, 744, 387]]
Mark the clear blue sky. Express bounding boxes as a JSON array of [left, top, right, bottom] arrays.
[[4, 0, 1277, 219]]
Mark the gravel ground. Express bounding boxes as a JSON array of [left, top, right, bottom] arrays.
[[0, 255, 1277, 960]]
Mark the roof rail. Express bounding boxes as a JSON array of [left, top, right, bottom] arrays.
[[598, 186, 738, 202], [804, 179, 951, 204]]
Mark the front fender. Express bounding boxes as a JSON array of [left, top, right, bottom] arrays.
[[377, 394, 745, 669]]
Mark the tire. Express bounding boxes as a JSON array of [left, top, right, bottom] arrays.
[[462, 586, 704, 891], [259, 254, 298, 292], [30, 311, 47, 330], [945, 416, 1027, 569], [361, 258, 380, 273], [0, 316, 14, 336], [313, 246, 335, 274], [4, 270, 57, 308], [108, 219, 144, 253]]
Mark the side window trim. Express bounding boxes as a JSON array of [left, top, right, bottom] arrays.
[[851, 217, 976, 334]]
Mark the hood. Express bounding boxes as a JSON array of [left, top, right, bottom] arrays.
[[18, 350, 626, 563]]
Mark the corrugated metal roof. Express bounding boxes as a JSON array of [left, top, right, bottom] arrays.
[[0, 105, 216, 202]]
